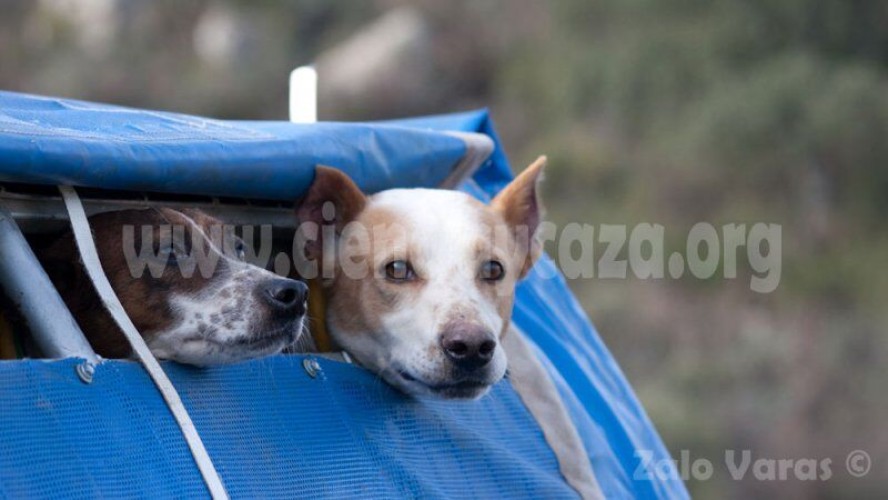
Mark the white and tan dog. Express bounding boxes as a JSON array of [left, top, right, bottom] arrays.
[[297, 157, 545, 399]]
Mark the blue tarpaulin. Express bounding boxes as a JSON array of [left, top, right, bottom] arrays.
[[0, 91, 688, 499], [0, 92, 466, 198]]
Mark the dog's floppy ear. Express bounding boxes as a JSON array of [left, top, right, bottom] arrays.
[[296, 165, 367, 261], [491, 156, 546, 278]]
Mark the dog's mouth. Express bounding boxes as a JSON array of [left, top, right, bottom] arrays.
[[394, 368, 492, 399], [182, 317, 302, 354], [234, 318, 303, 350], [233, 331, 293, 349]]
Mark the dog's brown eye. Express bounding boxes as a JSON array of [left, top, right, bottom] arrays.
[[385, 260, 415, 281], [481, 260, 505, 281], [234, 240, 246, 261], [158, 245, 177, 264]]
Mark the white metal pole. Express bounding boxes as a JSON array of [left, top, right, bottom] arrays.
[[289, 65, 317, 123]]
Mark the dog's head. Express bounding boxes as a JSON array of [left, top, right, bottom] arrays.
[[43, 208, 307, 365], [297, 157, 545, 398]]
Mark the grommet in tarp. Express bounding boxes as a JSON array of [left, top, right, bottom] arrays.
[[302, 358, 321, 378], [75, 361, 95, 384]]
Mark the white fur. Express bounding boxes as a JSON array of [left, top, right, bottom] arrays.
[[147, 212, 303, 365]]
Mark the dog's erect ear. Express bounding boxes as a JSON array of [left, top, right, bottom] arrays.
[[296, 166, 367, 261], [491, 156, 546, 278]]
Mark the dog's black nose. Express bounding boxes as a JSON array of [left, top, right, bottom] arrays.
[[440, 324, 497, 371], [261, 278, 308, 315]]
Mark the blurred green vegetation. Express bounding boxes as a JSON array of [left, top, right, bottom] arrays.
[[1, 1, 885, 497], [497, 2, 888, 497]]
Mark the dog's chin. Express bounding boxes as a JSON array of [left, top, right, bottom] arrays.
[[233, 317, 304, 358], [386, 368, 496, 400], [164, 317, 303, 366]]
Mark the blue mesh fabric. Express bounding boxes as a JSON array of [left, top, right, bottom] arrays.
[[0, 360, 206, 498], [0, 357, 577, 499]]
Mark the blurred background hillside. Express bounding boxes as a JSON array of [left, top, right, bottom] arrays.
[[2, 1, 886, 497]]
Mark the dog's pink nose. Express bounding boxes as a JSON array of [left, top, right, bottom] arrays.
[[261, 278, 308, 315], [440, 324, 496, 370]]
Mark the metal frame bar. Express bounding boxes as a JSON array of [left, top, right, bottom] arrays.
[[0, 204, 98, 362], [0, 188, 296, 235]]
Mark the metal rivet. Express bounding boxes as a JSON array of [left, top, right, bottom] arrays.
[[302, 358, 321, 378], [76, 362, 95, 384]]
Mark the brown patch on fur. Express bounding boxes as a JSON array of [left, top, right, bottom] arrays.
[[356, 203, 423, 273], [491, 156, 546, 278], [323, 203, 423, 345], [39, 208, 224, 357], [469, 236, 517, 340], [295, 166, 368, 267], [467, 204, 525, 339], [296, 172, 388, 352]]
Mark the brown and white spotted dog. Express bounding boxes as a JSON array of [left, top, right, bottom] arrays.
[[297, 157, 545, 399], [41, 208, 307, 365]]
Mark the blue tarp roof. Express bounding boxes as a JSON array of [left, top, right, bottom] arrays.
[[0, 91, 467, 199], [0, 91, 688, 499]]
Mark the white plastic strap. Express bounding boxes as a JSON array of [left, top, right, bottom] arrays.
[[59, 186, 229, 500]]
